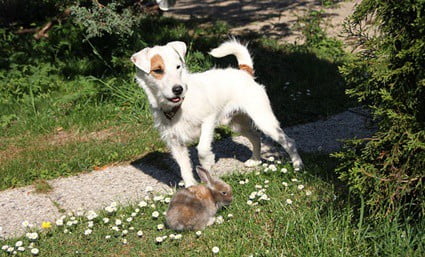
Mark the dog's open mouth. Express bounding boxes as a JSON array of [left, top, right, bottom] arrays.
[[168, 97, 182, 103]]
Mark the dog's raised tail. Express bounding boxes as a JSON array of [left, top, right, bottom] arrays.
[[209, 40, 254, 76]]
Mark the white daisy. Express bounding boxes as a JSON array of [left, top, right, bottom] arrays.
[[174, 234, 182, 240], [152, 211, 160, 218], [281, 168, 288, 173], [215, 216, 224, 224], [268, 164, 277, 171], [122, 230, 128, 236], [249, 192, 257, 200], [286, 199, 293, 205], [86, 210, 98, 220], [103, 218, 110, 224], [298, 185, 305, 190], [138, 201, 148, 208], [17, 246, 25, 252], [306, 190, 312, 196], [84, 229, 92, 235], [282, 182, 288, 187], [15, 241, 23, 247], [155, 236, 164, 243], [115, 219, 122, 226], [212, 246, 220, 254], [195, 231, 202, 237], [137, 230, 143, 237], [153, 195, 164, 202], [21, 221, 30, 228], [157, 224, 164, 230], [30, 248, 39, 255], [55, 219, 64, 226]]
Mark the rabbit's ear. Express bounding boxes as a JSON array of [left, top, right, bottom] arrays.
[[196, 166, 212, 185]]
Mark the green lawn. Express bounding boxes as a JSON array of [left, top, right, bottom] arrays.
[[1, 155, 422, 256]]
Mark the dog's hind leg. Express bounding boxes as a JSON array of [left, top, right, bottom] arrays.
[[170, 144, 197, 187], [243, 95, 303, 170], [197, 116, 216, 171], [229, 114, 262, 167]]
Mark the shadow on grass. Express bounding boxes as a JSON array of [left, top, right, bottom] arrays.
[[130, 135, 259, 186]]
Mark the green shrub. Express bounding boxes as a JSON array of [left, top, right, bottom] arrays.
[[333, 0, 425, 219]]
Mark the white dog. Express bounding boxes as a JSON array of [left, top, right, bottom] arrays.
[[131, 40, 303, 187]]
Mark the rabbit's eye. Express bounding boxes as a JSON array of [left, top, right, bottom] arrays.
[[221, 192, 227, 195]]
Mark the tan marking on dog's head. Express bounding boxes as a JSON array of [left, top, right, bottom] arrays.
[[150, 54, 165, 80], [239, 64, 254, 76]]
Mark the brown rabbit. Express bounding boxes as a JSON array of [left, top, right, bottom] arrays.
[[165, 166, 233, 231]]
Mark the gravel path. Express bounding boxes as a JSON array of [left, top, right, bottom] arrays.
[[0, 109, 373, 239]]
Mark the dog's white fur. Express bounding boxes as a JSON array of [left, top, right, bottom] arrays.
[[131, 40, 303, 187]]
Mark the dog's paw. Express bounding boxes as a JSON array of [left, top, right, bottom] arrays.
[[244, 159, 262, 167], [292, 159, 304, 171]]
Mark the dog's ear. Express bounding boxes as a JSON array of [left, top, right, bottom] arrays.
[[131, 47, 151, 73], [167, 41, 187, 59]]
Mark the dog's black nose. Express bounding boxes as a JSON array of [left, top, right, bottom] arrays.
[[172, 85, 183, 96]]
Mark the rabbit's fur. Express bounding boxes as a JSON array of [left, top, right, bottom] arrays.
[[166, 166, 233, 231]]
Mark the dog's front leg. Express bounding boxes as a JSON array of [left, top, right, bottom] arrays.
[[197, 117, 216, 170], [170, 144, 197, 187]]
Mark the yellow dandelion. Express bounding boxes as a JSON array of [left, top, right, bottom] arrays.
[[41, 221, 52, 229]]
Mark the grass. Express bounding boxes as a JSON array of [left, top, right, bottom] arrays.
[[0, 156, 423, 256]]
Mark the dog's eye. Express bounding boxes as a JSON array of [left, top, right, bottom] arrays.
[[152, 68, 164, 74], [176, 65, 181, 69]]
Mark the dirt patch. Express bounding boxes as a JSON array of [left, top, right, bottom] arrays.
[[165, 0, 361, 44]]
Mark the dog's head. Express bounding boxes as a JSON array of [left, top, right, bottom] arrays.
[[131, 41, 187, 108]]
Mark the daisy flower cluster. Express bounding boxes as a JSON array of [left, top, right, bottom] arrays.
[[245, 157, 313, 211], [1, 221, 42, 255]]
